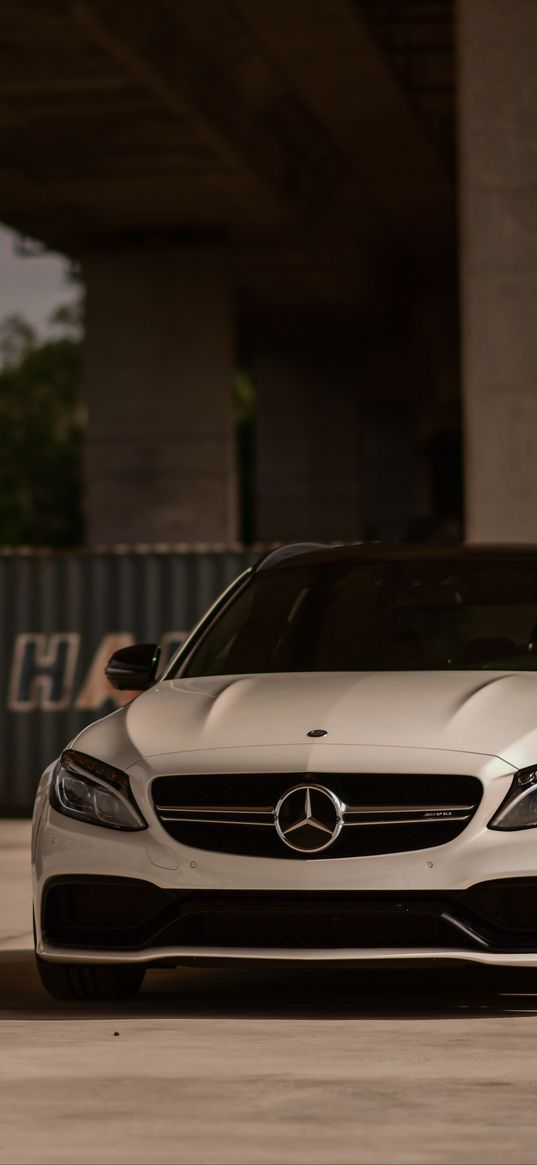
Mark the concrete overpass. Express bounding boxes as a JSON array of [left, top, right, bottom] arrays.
[[0, 1, 534, 544]]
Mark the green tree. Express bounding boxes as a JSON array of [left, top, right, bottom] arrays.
[[0, 314, 84, 546]]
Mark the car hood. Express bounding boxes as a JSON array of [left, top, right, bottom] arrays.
[[77, 670, 537, 771]]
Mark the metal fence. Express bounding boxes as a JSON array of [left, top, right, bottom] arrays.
[[0, 547, 259, 810]]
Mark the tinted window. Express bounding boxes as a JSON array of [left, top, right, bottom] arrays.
[[180, 560, 537, 675]]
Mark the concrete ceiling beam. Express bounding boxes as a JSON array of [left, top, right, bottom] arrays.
[[69, 0, 363, 239], [234, 0, 453, 246]]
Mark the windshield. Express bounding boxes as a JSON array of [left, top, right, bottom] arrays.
[[179, 559, 537, 676]]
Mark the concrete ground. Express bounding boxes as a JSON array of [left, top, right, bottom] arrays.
[[3, 821, 537, 1164]]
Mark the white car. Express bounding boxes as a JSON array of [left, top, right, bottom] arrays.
[[32, 544, 537, 999]]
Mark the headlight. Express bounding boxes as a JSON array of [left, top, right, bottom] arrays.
[[489, 767, 537, 830], [51, 750, 147, 831]]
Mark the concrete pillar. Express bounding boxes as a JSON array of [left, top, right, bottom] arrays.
[[459, 1, 537, 541], [84, 245, 238, 544], [252, 298, 459, 545], [253, 320, 361, 542]]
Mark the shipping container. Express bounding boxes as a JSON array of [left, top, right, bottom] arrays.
[[0, 547, 259, 810]]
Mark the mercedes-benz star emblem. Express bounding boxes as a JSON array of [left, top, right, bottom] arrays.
[[275, 784, 344, 853]]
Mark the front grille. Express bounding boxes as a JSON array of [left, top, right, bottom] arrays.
[[42, 877, 537, 954], [152, 772, 482, 859]]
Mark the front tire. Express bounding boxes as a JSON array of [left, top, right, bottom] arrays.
[[35, 955, 145, 1001]]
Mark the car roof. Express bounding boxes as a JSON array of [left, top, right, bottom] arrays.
[[255, 542, 537, 572]]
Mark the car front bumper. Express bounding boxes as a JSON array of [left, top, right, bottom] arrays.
[[33, 748, 537, 968], [37, 876, 537, 967], [37, 945, 537, 968]]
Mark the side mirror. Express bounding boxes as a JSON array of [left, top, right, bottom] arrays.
[[105, 643, 161, 691]]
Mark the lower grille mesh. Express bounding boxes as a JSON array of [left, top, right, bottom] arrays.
[[43, 879, 537, 954]]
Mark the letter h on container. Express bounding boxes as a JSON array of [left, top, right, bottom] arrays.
[[8, 634, 80, 711]]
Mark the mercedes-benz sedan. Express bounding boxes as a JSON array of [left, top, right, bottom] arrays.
[[32, 544, 537, 998]]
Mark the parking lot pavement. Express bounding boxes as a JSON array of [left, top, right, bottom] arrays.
[[3, 821, 537, 1165]]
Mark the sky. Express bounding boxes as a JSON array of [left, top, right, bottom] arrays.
[[0, 224, 77, 338]]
